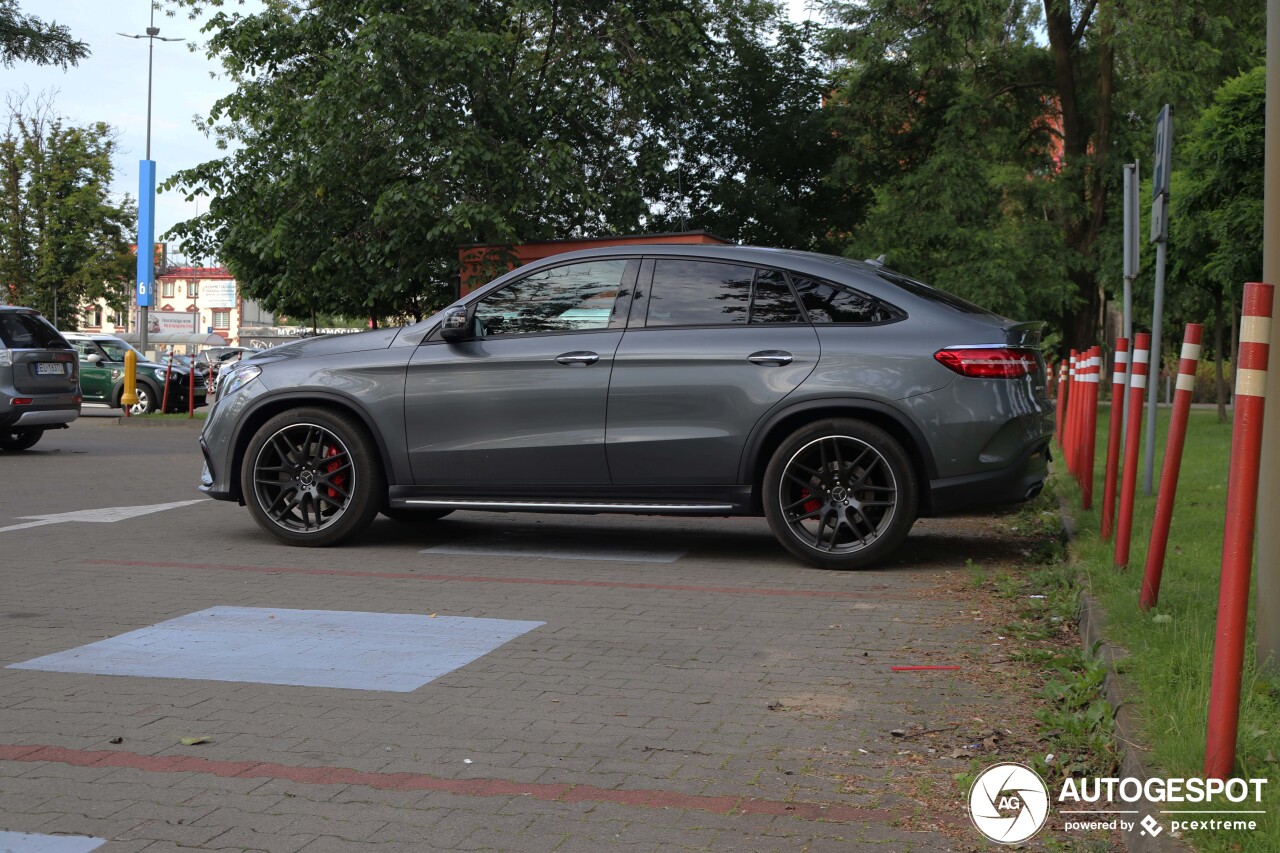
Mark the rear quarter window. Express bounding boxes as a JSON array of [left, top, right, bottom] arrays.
[[791, 277, 903, 325]]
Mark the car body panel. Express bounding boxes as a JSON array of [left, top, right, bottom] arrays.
[[405, 330, 623, 486], [606, 325, 820, 484]]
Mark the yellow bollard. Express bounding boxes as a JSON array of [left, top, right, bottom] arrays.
[[122, 350, 139, 418]]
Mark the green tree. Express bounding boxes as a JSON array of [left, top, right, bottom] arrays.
[[1169, 65, 1264, 419], [821, 0, 1263, 350], [162, 0, 719, 325], [0, 0, 89, 68], [0, 94, 137, 328], [645, 4, 853, 251]]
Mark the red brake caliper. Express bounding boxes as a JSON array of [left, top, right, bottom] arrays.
[[324, 445, 345, 500], [800, 488, 820, 514]]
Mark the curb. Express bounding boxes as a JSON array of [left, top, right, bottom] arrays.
[[1059, 493, 1193, 853], [115, 416, 205, 428]]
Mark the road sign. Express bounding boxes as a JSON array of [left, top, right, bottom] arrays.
[[1151, 104, 1173, 202]]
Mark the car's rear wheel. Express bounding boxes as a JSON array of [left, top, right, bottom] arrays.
[[763, 418, 917, 570], [118, 384, 155, 415], [242, 407, 385, 547], [0, 428, 44, 451], [380, 507, 454, 524]]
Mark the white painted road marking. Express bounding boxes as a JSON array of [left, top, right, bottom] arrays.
[[0, 499, 207, 534]]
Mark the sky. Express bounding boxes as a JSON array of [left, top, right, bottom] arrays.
[[12, 1, 820, 263]]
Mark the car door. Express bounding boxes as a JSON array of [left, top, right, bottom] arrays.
[[403, 258, 637, 487], [72, 341, 113, 403], [606, 259, 820, 485]]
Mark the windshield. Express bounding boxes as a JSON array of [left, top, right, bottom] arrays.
[[97, 338, 145, 362]]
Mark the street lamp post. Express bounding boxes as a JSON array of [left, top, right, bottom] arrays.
[[119, 6, 182, 356]]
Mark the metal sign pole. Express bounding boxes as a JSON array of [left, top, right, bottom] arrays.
[[1123, 162, 1139, 440], [1255, 0, 1280, 674], [1145, 107, 1173, 496]]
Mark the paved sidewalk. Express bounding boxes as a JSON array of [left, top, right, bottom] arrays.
[[0, 419, 1050, 851]]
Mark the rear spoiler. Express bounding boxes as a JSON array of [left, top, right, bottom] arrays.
[[1004, 321, 1044, 348]]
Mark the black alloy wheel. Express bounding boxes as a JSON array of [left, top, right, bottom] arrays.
[[0, 428, 44, 451], [242, 407, 384, 546], [763, 418, 917, 570]]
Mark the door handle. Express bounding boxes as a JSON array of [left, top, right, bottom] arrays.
[[747, 350, 793, 366], [555, 351, 600, 366]]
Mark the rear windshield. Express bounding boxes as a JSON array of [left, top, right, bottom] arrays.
[[875, 269, 1002, 317], [0, 312, 70, 349]]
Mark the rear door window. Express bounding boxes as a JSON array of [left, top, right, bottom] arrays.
[[645, 261, 806, 327], [0, 312, 69, 349]]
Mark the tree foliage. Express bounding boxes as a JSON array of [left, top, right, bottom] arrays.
[[820, 0, 1263, 349], [163, 0, 727, 324], [0, 0, 89, 69], [0, 94, 136, 328], [645, 5, 853, 251]]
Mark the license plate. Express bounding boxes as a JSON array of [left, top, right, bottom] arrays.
[[35, 362, 65, 375]]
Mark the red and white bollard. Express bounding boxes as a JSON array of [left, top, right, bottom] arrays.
[[1080, 346, 1101, 508], [1066, 350, 1079, 474], [1140, 324, 1204, 609], [1055, 360, 1068, 447], [1114, 333, 1150, 569], [1100, 338, 1129, 541], [1205, 282, 1274, 779]]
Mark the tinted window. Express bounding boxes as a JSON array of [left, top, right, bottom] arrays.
[[793, 277, 902, 325], [646, 260, 753, 327], [750, 269, 804, 324], [475, 259, 629, 336], [0, 312, 68, 349]]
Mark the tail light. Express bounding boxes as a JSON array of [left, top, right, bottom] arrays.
[[935, 347, 1037, 378]]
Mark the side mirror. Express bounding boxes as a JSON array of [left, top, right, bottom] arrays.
[[439, 305, 474, 343], [85, 353, 102, 364]]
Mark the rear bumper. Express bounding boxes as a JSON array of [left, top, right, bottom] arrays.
[[926, 437, 1051, 515], [0, 398, 80, 430]]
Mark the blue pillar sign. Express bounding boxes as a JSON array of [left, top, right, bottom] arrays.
[[136, 159, 156, 307]]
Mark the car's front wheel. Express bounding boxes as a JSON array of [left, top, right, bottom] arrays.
[[763, 418, 917, 570], [241, 407, 386, 547], [0, 428, 44, 451], [118, 384, 155, 415]]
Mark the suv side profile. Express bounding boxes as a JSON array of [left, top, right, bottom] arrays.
[[199, 246, 1054, 570], [0, 306, 80, 451], [63, 332, 206, 414]]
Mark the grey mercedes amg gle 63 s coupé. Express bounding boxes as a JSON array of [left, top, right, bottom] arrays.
[[199, 245, 1053, 569]]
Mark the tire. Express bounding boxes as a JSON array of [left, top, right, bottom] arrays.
[[0, 428, 44, 451], [118, 383, 156, 415], [241, 407, 386, 547], [380, 507, 454, 524], [762, 418, 917, 570]]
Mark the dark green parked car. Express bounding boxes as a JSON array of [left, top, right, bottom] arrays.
[[63, 332, 206, 414]]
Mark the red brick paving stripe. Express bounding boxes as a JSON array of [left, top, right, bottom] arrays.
[[83, 559, 903, 600], [0, 742, 896, 824]]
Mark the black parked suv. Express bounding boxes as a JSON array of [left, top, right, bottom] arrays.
[[0, 306, 80, 451]]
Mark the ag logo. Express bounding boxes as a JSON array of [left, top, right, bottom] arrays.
[[968, 762, 1050, 844]]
